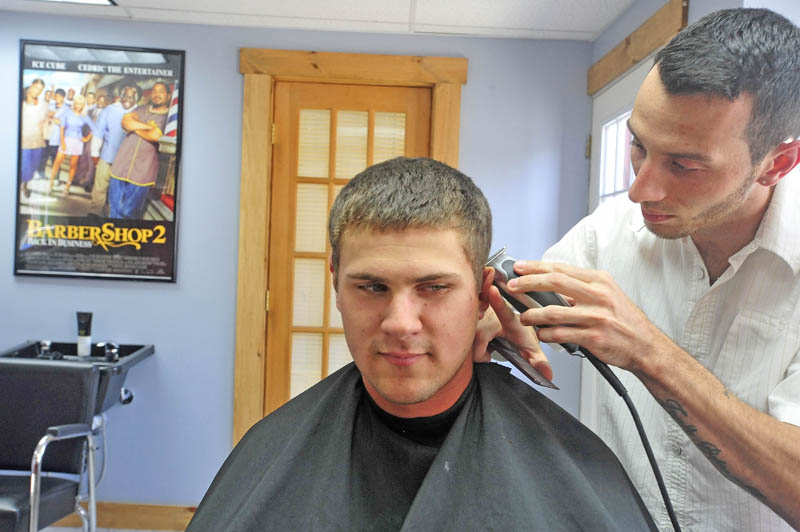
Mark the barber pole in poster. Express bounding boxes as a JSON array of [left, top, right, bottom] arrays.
[[14, 40, 184, 281]]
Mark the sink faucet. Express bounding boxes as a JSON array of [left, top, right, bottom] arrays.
[[97, 341, 119, 362]]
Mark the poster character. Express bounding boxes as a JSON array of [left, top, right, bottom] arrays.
[[19, 78, 48, 198], [89, 86, 138, 217], [107, 81, 170, 219], [47, 94, 97, 196]]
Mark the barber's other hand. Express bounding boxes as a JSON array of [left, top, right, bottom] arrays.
[[473, 268, 553, 380], [508, 261, 667, 373]]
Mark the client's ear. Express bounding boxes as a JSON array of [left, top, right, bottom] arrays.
[[329, 257, 338, 292], [477, 267, 494, 318], [757, 140, 800, 187]]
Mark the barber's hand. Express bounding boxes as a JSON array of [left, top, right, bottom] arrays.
[[507, 261, 668, 372], [473, 268, 553, 380]]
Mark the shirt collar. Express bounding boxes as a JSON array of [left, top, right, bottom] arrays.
[[623, 172, 800, 275], [751, 169, 800, 275]]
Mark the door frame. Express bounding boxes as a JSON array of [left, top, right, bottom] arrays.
[[233, 49, 468, 443]]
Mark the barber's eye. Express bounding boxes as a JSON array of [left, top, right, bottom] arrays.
[[671, 161, 699, 173]]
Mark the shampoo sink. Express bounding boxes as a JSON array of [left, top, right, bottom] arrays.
[[0, 341, 154, 414]]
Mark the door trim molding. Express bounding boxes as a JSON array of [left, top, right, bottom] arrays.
[[234, 49, 467, 444], [240, 49, 467, 86]]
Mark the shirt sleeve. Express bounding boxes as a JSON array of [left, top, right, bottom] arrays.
[[768, 349, 800, 427], [95, 108, 109, 138], [541, 213, 598, 269]]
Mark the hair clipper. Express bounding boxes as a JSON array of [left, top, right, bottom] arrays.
[[486, 247, 580, 355], [486, 247, 628, 399]]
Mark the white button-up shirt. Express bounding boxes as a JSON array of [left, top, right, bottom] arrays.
[[543, 173, 800, 532]]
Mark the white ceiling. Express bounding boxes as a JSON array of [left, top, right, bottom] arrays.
[[2, 0, 637, 40]]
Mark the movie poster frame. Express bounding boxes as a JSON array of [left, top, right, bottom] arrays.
[[14, 40, 185, 282]]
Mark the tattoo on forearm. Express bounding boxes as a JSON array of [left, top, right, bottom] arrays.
[[661, 398, 765, 501]]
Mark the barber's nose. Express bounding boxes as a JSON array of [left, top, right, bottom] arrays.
[[381, 292, 423, 337], [627, 158, 667, 204]]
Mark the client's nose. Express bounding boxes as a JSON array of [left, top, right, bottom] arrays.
[[380, 292, 423, 337]]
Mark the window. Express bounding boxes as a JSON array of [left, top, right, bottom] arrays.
[[599, 110, 634, 204]]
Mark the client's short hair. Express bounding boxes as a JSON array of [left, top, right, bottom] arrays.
[[329, 157, 492, 287]]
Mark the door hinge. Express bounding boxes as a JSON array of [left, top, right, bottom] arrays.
[[265, 290, 270, 312], [271, 123, 276, 145], [585, 135, 592, 160]]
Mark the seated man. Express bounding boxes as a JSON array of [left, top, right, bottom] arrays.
[[187, 157, 656, 531]]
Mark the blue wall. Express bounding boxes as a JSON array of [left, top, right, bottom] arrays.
[[1, 11, 591, 505], [745, 0, 800, 23]]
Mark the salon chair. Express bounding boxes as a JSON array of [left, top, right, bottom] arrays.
[[0, 359, 99, 532]]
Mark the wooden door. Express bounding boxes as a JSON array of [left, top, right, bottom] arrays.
[[233, 50, 466, 443], [265, 82, 431, 413]]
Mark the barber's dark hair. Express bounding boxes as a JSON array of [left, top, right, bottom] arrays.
[[328, 157, 492, 287], [655, 8, 800, 163], [55, 88, 65, 97]]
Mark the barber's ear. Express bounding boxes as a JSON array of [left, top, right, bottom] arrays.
[[478, 267, 494, 318], [757, 140, 800, 187]]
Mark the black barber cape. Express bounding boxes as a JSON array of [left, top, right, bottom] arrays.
[[187, 363, 656, 531]]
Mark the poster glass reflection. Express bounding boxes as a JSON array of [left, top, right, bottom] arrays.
[[15, 40, 184, 281]]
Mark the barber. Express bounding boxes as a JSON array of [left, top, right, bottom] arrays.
[[478, 8, 800, 531]]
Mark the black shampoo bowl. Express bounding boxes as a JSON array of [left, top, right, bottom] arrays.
[[0, 341, 154, 414]]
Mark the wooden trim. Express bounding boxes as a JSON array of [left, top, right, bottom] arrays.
[[587, 0, 688, 95], [234, 49, 467, 444], [54, 502, 194, 530], [232, 73, 273, 444], [263, 81, 293, 415], [240, 49, 467, 86], [431, 83, 462, 167]]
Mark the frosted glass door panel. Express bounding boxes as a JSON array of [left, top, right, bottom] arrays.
[[335, 110, 368, 178], [268, 81, 432, 413], [298, 109, 331, 178], [295, 184, 328, 253], [374, 112, 406, 164], [328, 334, 351, 374], [290, 333, 323, 398], [292, 258, 326, 327]]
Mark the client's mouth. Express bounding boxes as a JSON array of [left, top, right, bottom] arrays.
[[380, 352, 426, 366]]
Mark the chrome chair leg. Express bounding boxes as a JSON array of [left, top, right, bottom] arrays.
[[75, 500, 89, 531], [28, 425, 97, 532]]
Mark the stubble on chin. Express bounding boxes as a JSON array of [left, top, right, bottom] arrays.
[[643, 168, 758, 241]]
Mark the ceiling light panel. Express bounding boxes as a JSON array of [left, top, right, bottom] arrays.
[[117, 0, 411, 22], [34, 0, 116, 5], [415, 0, 635, 37]]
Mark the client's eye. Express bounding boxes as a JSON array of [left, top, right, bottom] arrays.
[[422, 284, 448, 293], [360, 283, 388, 293]]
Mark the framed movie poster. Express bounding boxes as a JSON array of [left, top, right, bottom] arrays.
[[15, 40, 184, 281]]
